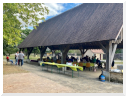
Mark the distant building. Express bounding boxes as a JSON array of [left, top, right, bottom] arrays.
[[84, 49, 104, 60]]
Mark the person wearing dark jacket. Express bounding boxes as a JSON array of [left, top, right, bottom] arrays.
[[112, 59, 114, 67]]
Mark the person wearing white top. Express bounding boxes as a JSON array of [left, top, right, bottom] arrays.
[[15, 51, 19, 65]]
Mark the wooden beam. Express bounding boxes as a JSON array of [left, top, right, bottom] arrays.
[[106, 41, 112, 72], [105, 41, 112, 82], [111, 43, 117, 64], [98, 42, 106, 53], [112, 26, 123, 44], [27, 47, 33, 59], [79, 47, 88, 58], [115, 25, 123, 41], [61, 45, 70, 64], [39, 46, 47, 61]]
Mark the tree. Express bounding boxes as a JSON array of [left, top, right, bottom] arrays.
[[19, 28, 32, 45], [32, 47, 40, 57], [3, 40, 18, 56], [19, 28, 41, 56], [3, 3, 49, 46], [115, 49, 123, 53]]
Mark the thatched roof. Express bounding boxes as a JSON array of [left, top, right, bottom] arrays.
[[18, 3, 123, 49]]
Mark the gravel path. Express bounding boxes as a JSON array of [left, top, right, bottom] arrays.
[[3, 59, 123, 93], [19, 63, 123, 93]]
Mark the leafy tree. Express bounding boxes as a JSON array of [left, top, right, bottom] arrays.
[[19, 28, 32, 45], [55, 50, 61, 54], [19, 28, 41, 56], [115, 49, 123, 53], [3, 3, 49, 46], [32, 47, 40, 57], [3, 40, 18, 56]]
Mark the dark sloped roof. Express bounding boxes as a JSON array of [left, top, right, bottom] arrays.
[[18, 3, 123, 48]]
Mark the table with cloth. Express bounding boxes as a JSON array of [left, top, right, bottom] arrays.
[[40, 62, 83, 78]]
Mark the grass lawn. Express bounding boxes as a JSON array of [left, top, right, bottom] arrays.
[[3, 61, 28, 75], [3, 53, 51, 60], [115, 62, 123, 64]]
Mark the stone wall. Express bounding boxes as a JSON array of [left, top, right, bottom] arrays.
[[103, 71, 123, 84], [103, 53, 123, 60], [110, 72, 123, 84]]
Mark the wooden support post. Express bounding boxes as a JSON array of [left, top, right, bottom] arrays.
[[27, 47, 33, 59], [105, 41, 117, 82], [106, 41, 112, 72], [106, 41, 117, 72], [105, 41, 112, 82], [39, 46, 47, 61], [60, 45, 70, 72], [61, 45, 70, 64], [102, 40, 118, 82], [79, 47, 88, 58], [27, 48, 29, 59]]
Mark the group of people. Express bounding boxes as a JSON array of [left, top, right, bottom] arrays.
[[6, 51, 25, 66], [51, 54, 103, 68], [15, 51, 25, 66]]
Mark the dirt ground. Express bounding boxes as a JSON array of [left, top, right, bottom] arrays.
[[3, 60, 123, 93], [3, 61, 28, 75], [3, 73, 74, 93]]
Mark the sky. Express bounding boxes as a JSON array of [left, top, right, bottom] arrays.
[[26, 3, 82, 30]]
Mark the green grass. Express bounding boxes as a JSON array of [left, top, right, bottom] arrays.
[[3, 54, 15, 59], [3, 53, 52, 60], [115, 62, 123, 64]]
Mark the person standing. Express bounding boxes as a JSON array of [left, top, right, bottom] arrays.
[[91, 56, 94, 63], [97, 58, 102, 68], [18, 51, 24, 66], [15, 51, 19, 65], [85, 56, 89, 62], [94, 56, 96, 63]]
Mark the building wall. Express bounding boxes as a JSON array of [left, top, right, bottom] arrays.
[[101, 54, 103, 60], [96, 54, 103, 60], [83, 50, 103, 60], [83, 50, 93, 58]]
